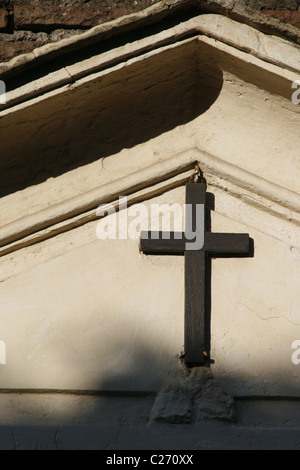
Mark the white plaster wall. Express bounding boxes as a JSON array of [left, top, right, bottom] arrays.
[[0, 14, 299, 434], [210, 204, 300, 396], [0, 188, 185, 391], [0, 182, 299, 397]]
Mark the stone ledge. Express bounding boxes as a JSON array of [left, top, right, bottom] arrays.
[[1, 404, 299, 449]]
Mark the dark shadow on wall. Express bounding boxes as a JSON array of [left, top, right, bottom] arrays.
[[0, 337, 300, 450], [0, 340, 180, 428], [0, 40, 224, 198]]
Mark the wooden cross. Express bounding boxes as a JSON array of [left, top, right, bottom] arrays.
[[140, 181, 251, 367]]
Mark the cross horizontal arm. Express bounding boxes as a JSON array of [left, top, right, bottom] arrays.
[[205, 233, 250, 254], [140, 231, 249, 255], [140, 231, 185, 255]]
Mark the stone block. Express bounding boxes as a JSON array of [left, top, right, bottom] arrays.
[[150, 368, 235, 424], [150, 386, 193, 424], [193, 382, 235, 423]]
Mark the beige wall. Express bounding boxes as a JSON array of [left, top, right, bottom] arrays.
[[0, 13, 299, 445], [0, 178, 299, 396]]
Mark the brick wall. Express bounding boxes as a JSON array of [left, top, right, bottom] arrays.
[[0, 0, 159, 62], [0, 0, 300, 63], [244, 0, 300, 29]]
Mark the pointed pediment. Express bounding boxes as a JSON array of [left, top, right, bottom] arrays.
[[0, 10, 300, 255]]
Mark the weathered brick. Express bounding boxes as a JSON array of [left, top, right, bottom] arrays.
[[245, 0, 298, 10], [14, 5, 113, 30], [13, 2, 156, 31], [263, 10, 300, 28], [0, 10, 8, 31], [0, 39, 49, 62]]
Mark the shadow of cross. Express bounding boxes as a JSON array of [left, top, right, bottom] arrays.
[[140, 181, 251, 367]]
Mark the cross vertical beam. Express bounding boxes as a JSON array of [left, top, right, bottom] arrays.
[[184, 183, 206, 366]]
